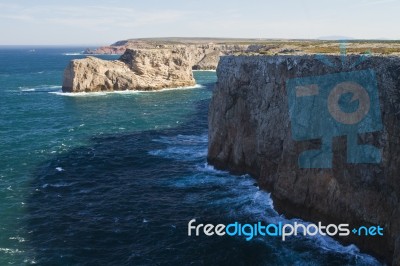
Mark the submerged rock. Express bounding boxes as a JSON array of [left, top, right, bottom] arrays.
[[62, 48, 195, 92], [208, 54, 400, 264]]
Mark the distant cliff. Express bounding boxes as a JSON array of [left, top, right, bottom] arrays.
[[84, 38, 400, 71], [85, 40, 266, 70], [62, 48, 195, 92], [208, 55, 400, 264]]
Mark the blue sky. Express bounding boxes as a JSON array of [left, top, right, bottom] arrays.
[[0, 0, 399, 45]]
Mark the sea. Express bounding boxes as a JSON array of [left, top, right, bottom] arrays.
[[0, 46, 382, 265]]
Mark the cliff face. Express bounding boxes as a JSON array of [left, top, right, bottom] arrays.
[[62, 48, 195, 92], [208, 55, 400, 264]]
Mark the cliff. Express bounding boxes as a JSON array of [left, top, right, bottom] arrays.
[[208, 55, 400, 264], [62, 48, 195, 92]]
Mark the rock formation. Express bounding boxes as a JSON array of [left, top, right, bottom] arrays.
[[208, 54, 400, 264], [62, 48, 195, 92]]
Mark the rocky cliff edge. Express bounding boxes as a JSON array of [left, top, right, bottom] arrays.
[[208, 54, 400, 265]]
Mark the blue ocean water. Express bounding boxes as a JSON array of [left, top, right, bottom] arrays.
[[0, 47, 382, 265]]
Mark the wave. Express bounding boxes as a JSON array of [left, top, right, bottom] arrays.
[[62, 52, 84, 56], [152, 134, 208, 145], [149, 146, 207, 161], [149, 132, 381, 265], [49, 84, 204, 97], [0, 248, 23, 255], [19, 85, 61, 92], [149, 133, 208, 161], [41, 183, 74, 189]]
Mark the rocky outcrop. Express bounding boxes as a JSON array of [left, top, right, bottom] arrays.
[[62, 48, 195, 92], [208, 55, 400, 264]]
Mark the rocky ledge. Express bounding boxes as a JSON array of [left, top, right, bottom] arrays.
[[62, 48, 195, 92], [208, 55, 400, 264]]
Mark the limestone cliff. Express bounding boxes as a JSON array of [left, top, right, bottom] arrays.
[[62, 48, 195, 92], [208, 55, 400, 264]]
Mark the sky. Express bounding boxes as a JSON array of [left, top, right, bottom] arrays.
[[0, 0, 399, 45]]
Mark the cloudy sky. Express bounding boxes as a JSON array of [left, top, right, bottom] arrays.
[[0, 0, 399, 45]]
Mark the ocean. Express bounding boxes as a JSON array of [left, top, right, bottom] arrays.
[[0, 47, 382, 265]]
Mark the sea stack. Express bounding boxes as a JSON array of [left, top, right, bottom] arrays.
[[62, 48, 196, 92], [208, 54, 400, 264]]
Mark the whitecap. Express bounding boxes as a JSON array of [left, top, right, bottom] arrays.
[[148, 146, 207, 161], [0, 248, 23, 254], [9, 236, 25, 243], [42, 182, 73, 188], [55, 167, 64, 172], [62, 52, 84, 56], [19, 85, 61, 92], [195, 163, 228, 174], [152, 134, 208, 145]]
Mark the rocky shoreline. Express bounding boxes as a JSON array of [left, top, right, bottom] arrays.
[[208, 54, 400, 265]]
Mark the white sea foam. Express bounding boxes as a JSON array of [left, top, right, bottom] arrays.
[[0, 248, 23, 254], [9, 236, 25, 243], [50, 91, 109, 97], [62, 52, 84, 56], [42, 182, 74, 188], [19, 85, 61, 92], [195, 163, 228, 174], [55, 167, 64, 172], [192, 69, 217, 72], [149, 134, 208, 161], [50, 84, 204, 97], [152, 134, 208, 145], [149, 147, 207, 161]]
